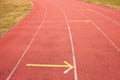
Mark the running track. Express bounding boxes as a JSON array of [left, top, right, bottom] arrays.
[[0, 0, 120, 80]]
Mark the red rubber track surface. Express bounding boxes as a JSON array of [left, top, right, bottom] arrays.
[[0, 0, 120, 80]]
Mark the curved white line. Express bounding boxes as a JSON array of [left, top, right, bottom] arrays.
[[88, 9, 120, 26], [83, 14, 120, 53], [59, 8, 78, 80], [6, 7, 47, 80], [78, 3, 120, 26]]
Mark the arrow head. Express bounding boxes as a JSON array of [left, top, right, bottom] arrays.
[[64, 61, 73, 74]]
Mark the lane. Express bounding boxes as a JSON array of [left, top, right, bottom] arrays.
[[6, 1, 74, 80]]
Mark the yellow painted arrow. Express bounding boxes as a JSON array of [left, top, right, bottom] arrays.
[[26, 61, 73, 74]]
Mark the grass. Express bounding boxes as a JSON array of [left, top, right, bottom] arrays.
[[81, 0, 120, 9], [0, 0, 33, 36]]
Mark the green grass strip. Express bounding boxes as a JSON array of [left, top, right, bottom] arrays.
[[0, 0, 33, 36], [82, 0, 120, 9]]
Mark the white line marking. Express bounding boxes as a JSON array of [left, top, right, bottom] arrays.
[[59, 8, 78, 80], [83, 14, 120, 52], [6, 8, 47, 80], [88, 9, 120, 26]]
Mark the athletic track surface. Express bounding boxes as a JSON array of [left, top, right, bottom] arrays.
[[0, 0, 120, 80]]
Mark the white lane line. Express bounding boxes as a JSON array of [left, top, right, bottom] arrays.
[[59, 8, 78, 80], [88, 9, 120, 26], [6, 8, 47, 80], [83, 14, 120, 53]]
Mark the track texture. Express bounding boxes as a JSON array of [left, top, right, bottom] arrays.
[[0, 0, 120, 80]]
